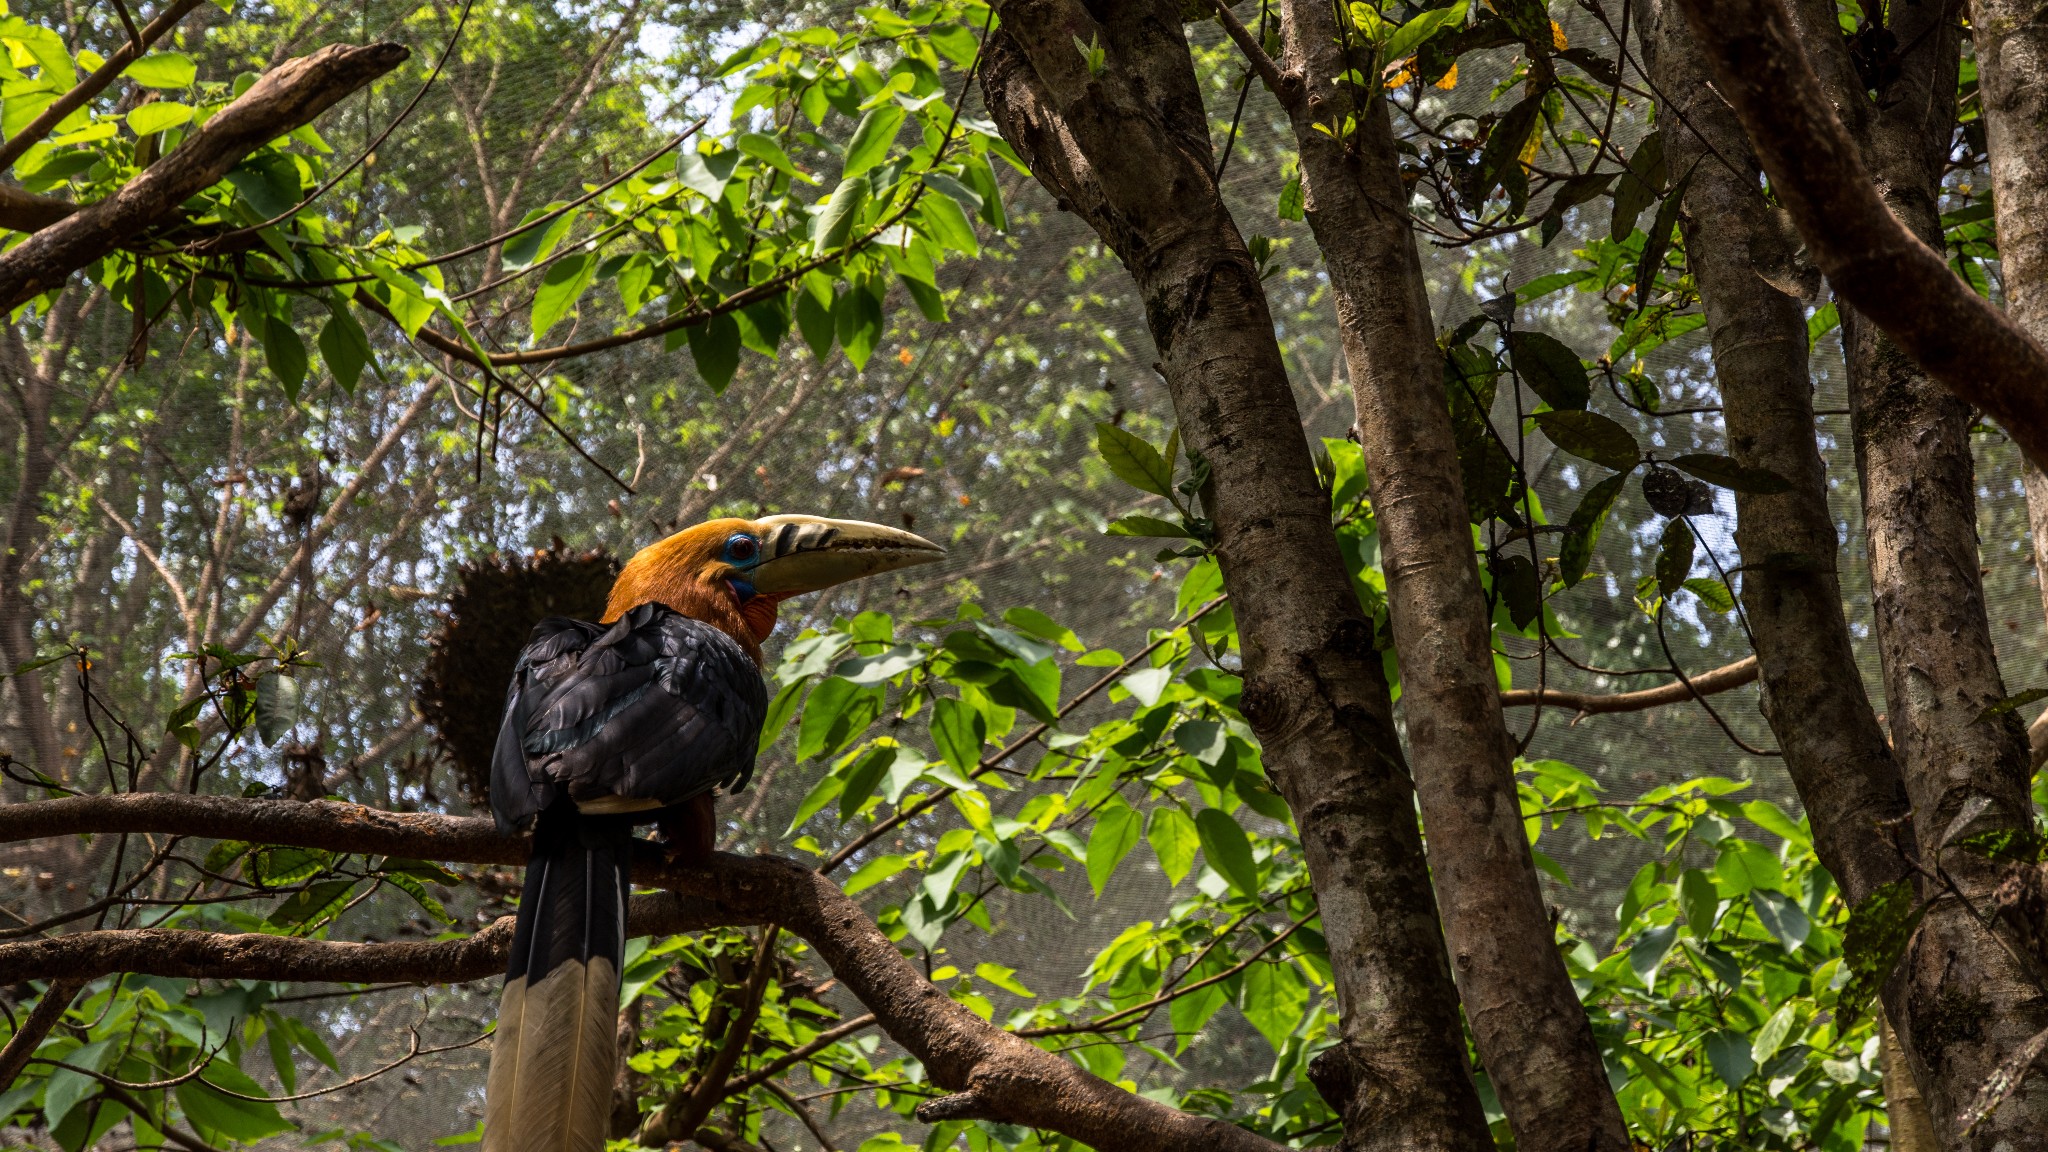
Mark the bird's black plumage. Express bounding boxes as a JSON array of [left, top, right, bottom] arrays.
[[489, 602, 768, 835]]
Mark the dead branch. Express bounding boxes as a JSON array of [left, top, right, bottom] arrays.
[[0, 41, 410, 313], [1668, 0, 2048, 469], [1499, 655, 1758, 715]]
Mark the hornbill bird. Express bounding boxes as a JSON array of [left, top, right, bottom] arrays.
[[482, 514, 943, 1152]]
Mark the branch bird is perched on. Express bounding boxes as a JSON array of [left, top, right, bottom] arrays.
[[482, 514, 942, 1152]]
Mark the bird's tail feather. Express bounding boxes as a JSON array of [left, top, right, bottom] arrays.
[[484, 806, 630, 1152]]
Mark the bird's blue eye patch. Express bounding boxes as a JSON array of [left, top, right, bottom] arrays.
[[722, 533, 762, 567]]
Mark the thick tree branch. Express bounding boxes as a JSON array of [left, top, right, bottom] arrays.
[[1499, 655, 1757, 714], [0, 41, 410, 313], [1668, 0, 2048, 469], [0, 797, 1283, 1152], [0, 978, 83, 1089], [0, 186, 82, 234], [0, 892, 728, 986]]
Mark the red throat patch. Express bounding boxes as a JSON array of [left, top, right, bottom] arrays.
[[739, 593, 783, 643]]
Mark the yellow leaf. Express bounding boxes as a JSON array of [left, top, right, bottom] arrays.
[[1436, 62, 1458, 89], [1382, 55, 1414, 88], [1519, 128, 1541, 167], [1551, 19, 1567, 50]]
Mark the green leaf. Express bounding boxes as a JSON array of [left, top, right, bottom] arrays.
[[1559, 471, 1628, 587], [127, 101, 193, 135], [1095, 423, 1175, 497], [1682, 576, 1734, 612], [1507, 330, 1591, 410], [126, 52, 197, 88], [1277, 173, 1304, 221], [44, 1040, 111, 1129], [795, 279, 834, 360], [1807, 301, 1840, 349], [1838, 879, 1924, 1026], [1628, 922, 1678, 990], [1741, 799, 1810, 846], [1238, 957, 1307, 1054], [1195, 808, 1259, 898], [1146, 806, 1198, 886], [1381, 0, 1467, 62], [686, 312, 742, 393], [256, 314, 307, 401], [1610, 130, 1665, 241], [1655, 517, 1694, 597], [1105, 514, 1189, 538], [1750, 889, 1811, 952], [1633, 171, 1692, 306], [760, 677, 807, 747], [834, 280, 882, 370], [1086, 803, 1141, 896], [737, 132, 804, 179], [501, 206, 575, 270], [843, 853, 909, 896], [1704, 1029, 1755, 1088], [974, 962, 1034, 998], [1475, 93, 1542, 202], [384, 871, 454, 924], [1668, 453, 1792, 494], [1533, 409, 1640, 470], [1714, 838, 1783, 894], [837, 745, 896, 820], [786, 771, 843, 834], [917, 190, 980, 256], [1751, 1003, 1797, 1066], [813, 174, 872, 257], [265, 878, 357, 930], [929, 696, 986, 777], [1169, 956, 1230, 1050], [676, 147, 740, 201], [1493, 553, 1541, 630], [1679, 867, 1719, 937], [796, 678, 881, 761], [317, 305, 373, 393], [177, 1063, 292, 1142], [224, 155, 302, 220], [204, 840, 251, 874], [842, 105, 906, 179], [529, 252, 596, 338], [254, 675, 300, 747]]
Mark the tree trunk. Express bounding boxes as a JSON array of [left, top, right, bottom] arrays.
[[1637, 0, 1916, 914], [1266, 6, 1627, 1150], [1982, 0, 2048, 729], [980, 4, 1493, 1148], [1784, 2, 2048, 1144]]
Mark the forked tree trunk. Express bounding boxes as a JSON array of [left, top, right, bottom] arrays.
[[1637, 8, 1942, 1145], [980, 3, 1494, 1148], [1982, 0, 2048, 770], [1267, 5, 1628, 1151], [1780, 1, 2048, 1143]]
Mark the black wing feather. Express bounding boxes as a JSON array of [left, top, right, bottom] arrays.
[[489, 604, 767, 833]]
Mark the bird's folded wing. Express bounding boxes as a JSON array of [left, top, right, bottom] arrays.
[[489, 603, 768, 830]]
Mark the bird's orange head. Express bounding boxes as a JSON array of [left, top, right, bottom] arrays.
[[604, 514, 944, 663]]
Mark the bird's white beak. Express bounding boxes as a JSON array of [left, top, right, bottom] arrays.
[[746, 514, 944, 595]]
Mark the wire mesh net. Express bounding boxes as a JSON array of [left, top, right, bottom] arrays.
[[0, 1, 2035, 1148]]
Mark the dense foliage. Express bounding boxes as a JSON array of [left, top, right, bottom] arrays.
[[1, 0, 2043, 1150]]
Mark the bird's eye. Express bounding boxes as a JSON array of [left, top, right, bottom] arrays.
[[725, 534, 759, 563]]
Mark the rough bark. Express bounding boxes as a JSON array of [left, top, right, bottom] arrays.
[[1984, 0, 2048, 768], [0, 978, 82, 1090], [0, 41, 409, 313], [0, 798, 1286, 1152], [1668, 0, 2048, 470], [1637, 2, 1914, 910], [1771, 1, 2048, 1143], [1267, 4, 1627, 1149], [978, 4, 1492, 1149]]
